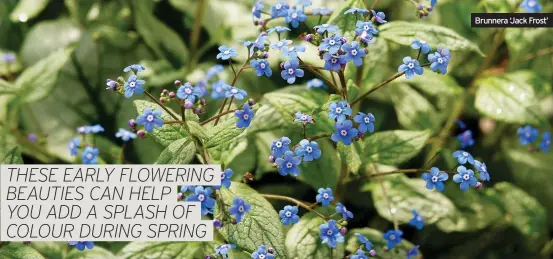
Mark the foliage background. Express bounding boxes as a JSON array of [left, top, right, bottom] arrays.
[[1, 0, 553, 258]]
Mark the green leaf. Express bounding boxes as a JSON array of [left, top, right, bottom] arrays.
[[218, 182, 287, 258], [9, 0, 48, 23], [118, 241, 216, 259], [327, 0, 366, 33], [337, 142, 363, 174], [395, 70, 463, 97], [155, 137, 196, 164], [383, 83, 441, 131], [362, 130, 431, 165], [12, 48, 73, 104], [345, 38, 390, 89], [133, 0, 188, 68], [345, 228, 420, 258], [65, 246, 115, 259], [491, 182, 548, 251], [379, 21, 484, 55], [474, 71, 546, 126], [505, 28, 553, 79], [2, 146, 23, 164], [204, 104, 259, 148], [369, 174, 458, 228], [20, 19, 80, 66], [298, 139, 340, 190], [30, 242, 66, 259], [0, 243, 45, 259], [346, 79, 360, 101], [285, 208, 344, 259], [133, 100, 198, 146], [91, 25, 139, 50]]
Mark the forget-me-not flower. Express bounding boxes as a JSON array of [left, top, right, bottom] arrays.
[[281, 58, 304, 84], [314, 24, 339, 34], [275, 151, 302, 176], [323, 53, 347, 71], [252, 245, 275, 259], [398, 56, 424, 79], [517, 125, 539, 145], [343, 41, 366, 67], [229, 197, 251, 223], [452, 150, 475, 165], [286, 8, 307, 28], [408, 209, 424, 230], [267, 26, 291, 34], [331, 120, 359, 146], [136, 108, 164, 132], [453, 166, 477, 191], [177, 82, 202, 102], [383, 229, 403, 249], [371, 10, 387, 23], [271, 136, 291, 157], [320, 34, 343, 54], [68, 137, 81, 156], [216, 45, 237, 60], [68, 241, 94, 251], [235, 103, 255, 129], [307, 78, 326, 89], [115, 128, 137, 142], [411, 40, 431, 54], [250, 59, 272, 77], [270, 39, 292, 50], [222, 84, 248, 100], [214, 168, 233, 190], [124, 75, 145, 98], [428, 47, 450, 74], [336, 202, 354, 220], [539, 132, 551, 152], [279, 205, 300, 225], [328, 101, 352, 122], [354, 112, 375, 133], [271, 2, 290, 18], [295, 139, 321, 161], [123, 64, 145, 73], [282, 45, 306, 59], [520, 0, 542, 13], [474, 160, 490, 181], [81, 147, 99, 164], [252, 1, 264, 18], [186, 186, 216, 215], [457, 130, 474, 148], [421, 167, 448, 192], [316, 188, 334, 207], [319, 220, 344, 248]]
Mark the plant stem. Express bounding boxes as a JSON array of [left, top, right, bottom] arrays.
[[298, 59, 340, 94], [200, 109, 238, 126], [335, 163, 348, 201], [261, 194, 331, 220], [144, 91, 181, 122], [226, 96, 234, 112], [338, 70, 348, 102], [214, 57, 251, 126], [189, 0, 205, 71]]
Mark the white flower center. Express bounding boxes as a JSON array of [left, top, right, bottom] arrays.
[[286, 162, 293, 168], [290, 46, 295, 51], [335, 107, 342, 113], [546, 140, 550, 145], [278, 42, 283, 47], [86, 153, 93, 159], [351, 49, 358, 55], [528, 0, 536, 7], [301, 115, 307, 120], [431, 176, 438, 182], [260, 63, 266, 69], [408, 63, 415, 69], [238, 206, 244, 212], [462, 152, 468, 156], [438, 58, 443, 63], [243, 114, 249, 120], [463, 174, 470, 180], [129, 81, 136, 88], [329, 40, 336, 45], [198, 194, 205, 201], [323, 24, 329, 27], [420, 40, 427, 44], [306, 146, 313, 153], [185, 88, 192, 94], [231, 88, 238, 94], [364, 117, 370, 123], [288, 68, 294, 75], [276, 141, 282, 148], [292, 13, 297, 18], [416, 216, 422, 221], [276, 4, 282, 9], [146, 115, 154, 122], [327, 230, 333, 235], [221, 173, 226, 179], [363, 25, 369, 30], [69, 143, 74, 149], [340, 130, 348, 136], [224, 50, 230, 55], [525, 132, 531, 137], [389, 235, 396, 240], [331, 58, 337, 64], [285, 211, 292, 217], [323, 193, 329, 199], [259, 255, 266, 259]]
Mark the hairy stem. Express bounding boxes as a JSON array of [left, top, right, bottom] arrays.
[[200, 109, 238, 126], [261, 194, 331, 220], [144, 91, 182, 123]]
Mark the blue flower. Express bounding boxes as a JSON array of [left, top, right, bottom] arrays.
[[456, 119, 467, 129], [453, 166, 478, 191], [350, 249, 368, 259], [222, 84, 248, 100], [355, 21, 378, 40], [344, 8, 369, 15], [195, 80, 208, 97], [186, 186, 216, 215], [452, 150, 475, 165], [295, 0, 312, 6], [354, 233, 373, 251], [251, 34, 268, 50], [235, 103, 255, 129], [295, 139, 321, 161], [115, 128, 137, 142], [307, 78, 326, 89], [68, 138, 81, 156], [252, 1, 264, 18], [228, 197, 251, 223], [250, 59, 272, 77], [252, 245, 275, 259], [371, 10, 387, 23], [294, 111, 314, 124], [106, 79, 117, 91], [215, 244, 236, 256], [422, 167, 448, 192], [275, 151, 302, 176], [411, 40, 431, 54], [398, 56, 424, 79], [539, 132, 551, 152], [332, 120, 358, 146], [281, 58, 304, 84], [474, 160, 490, 181], [328, 101, 352, 122], [124, 75, 145, 98], [286, 8, 307, 28], [136, 108, 164, 132], [312, 8, 332, 16], [177, 82, 202, 102], [68, 241, 94, 251], [215, 168, 233, 190], [238, 39, 252, 48], [409, 209, 424, 230], [520, 0, 542, 13], [267, 26, 291, 34], [180, 185, 196, 193], [320, 34, 343, 54], [270, 39, 292, 50], [428, 47, 450, 74], [271, 2, 290, 18], [81, 147, 99, 164], [314, 24, 339, 34], [336, 202, 354, 220], [383, 229, 403, 249], [430, 0, 438, 7], [319, 220, 344, 248], [517, 125, 539, 145], [2, 53, 16, 63], [271, 136, 291, 157], [216, 45, 237, 60], [316, 188, 334, 207], [279, 205, 300, 225], [211, 80, 226, 99], [342, 41, 366, 67], [282, 45, 306, 59], [323, 53, 347, 71], [206, 64, 224, 80], [123, 64, 145, 73], [456, 130, 474, 148], [87, 124, 105, 133], [407, 246, 420, 259], [354, 112, 375, 133]]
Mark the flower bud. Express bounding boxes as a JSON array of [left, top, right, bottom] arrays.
[[369, 250, 377, 257], [243, 172, 255, 183], [205, 256, 212, 259], [177, 193, 184, 200], [428, 7, 433, 12], [258, 20, 265, 26], [128, 119, 136, 128], [137, 130, 146, 138], [214, 219, 223, 228], [337, 49, 344, 55], [417, 4, 424, 10], [280, 63, 285, 69], [168, 91, 176, 98], [194, 107, 204, 114], [475, 182, 483, 190], [268, 247, 275, 254], [200, 98, 207, 105], [340, 38, 347, 44], [305, 34, 314, 42], [174, 80, 182, 86], [162, 89, 168, 94], [232, 220, 238, 225], [339, 227, 348, 235], [184, 100, 194, 109], [263, 52, 269, 58], [248, 98, 255, 106], [268, 155, 275, 163], [160, 97, 166, 103]]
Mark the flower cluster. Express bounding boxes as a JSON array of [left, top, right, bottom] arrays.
[[67, 124, 105, 164], [398, 39, 451, 79], [517, 125, 550, 153], [328, 100, 376, 146]]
